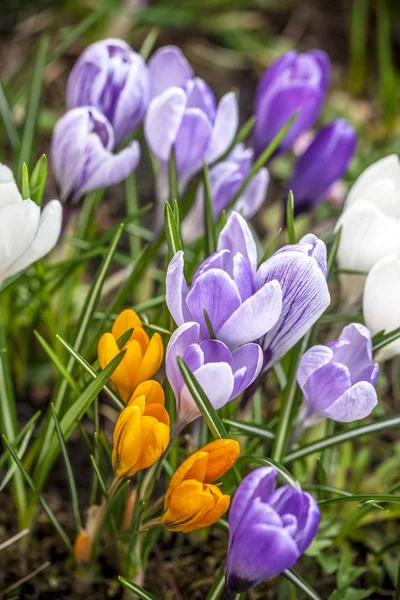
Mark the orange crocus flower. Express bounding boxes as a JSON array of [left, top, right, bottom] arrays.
[[98, 309, 164, 402]]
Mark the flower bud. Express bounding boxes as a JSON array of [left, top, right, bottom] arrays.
[[67, 38, 149, 146], [98, 309, 164, 402], [73, 530, 92, 564], [112, 380, 170, 478], [161, 439, 239, 533], [253, 49, 330, 156], [51, 107, 140, 203]]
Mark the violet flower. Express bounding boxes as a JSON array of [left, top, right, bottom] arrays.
[[166, 213, 283, 351], [144, 46, 239, 196], [166, 322, 263, 426], [253, 49, 330, 157], [288, 119, 357, 216], [51, 107, 140, 203], [182, 143, 269, 242], [224, 467, 320, 595], [66, 38, 149, 146], [296, 323, 379, 431]]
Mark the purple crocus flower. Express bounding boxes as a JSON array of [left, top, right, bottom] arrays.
[[224, 467, 320, 594], [182, 143, 269, 242], [166, 321, 263, 426], [255, 233, 330, 370], [145, 46, 239, 195], [166, 213, 283, 351], [66, 38, 149, 146], [288, 119, 357, 216], [253, 50, 330, 157], [51, 107, 140, 203], [296, 323, 379, 431]]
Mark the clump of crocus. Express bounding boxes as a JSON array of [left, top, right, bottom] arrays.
[[253, 49, 330, 157], [98, 309, 164, 402], [161, 439, 239, 533], [224, 467, 320, 596], [112, 380, 170, 478], [51, 107, 140, 203], [0, 164, 62, 283], [67, 38, 149, 146], [296, 323, 379, 432]]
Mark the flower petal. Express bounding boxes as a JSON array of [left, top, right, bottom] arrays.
[[166, 322, 201, 400], [0, 164, 22, 206], [166, 251, 192, 325], [0, 199, 40, 279], [323, 381, 378, 422], [148, 45, 194, 99], [218, 211, 258, 274], [231, 343, 263, 397], [144, 87, 187, 162], [204, 92, 239, 164], [174, 107, 213, 179], [296, 345, 333, 390]]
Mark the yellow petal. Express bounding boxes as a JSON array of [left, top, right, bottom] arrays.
[[144, 403, 170, 426], [164, 451, 209, 509], [112, 309, 142, 341], [73, 530, 92, 563], [112, 405, 142, 477], [98, 333, 118, 370], [201, 439, 240, 482], [161, 480, 215, 532], [130, 380, 165, 406], [98, 333, 137, 402], [192, 485, 231, 530], [127, 393, 146, 415], [130, 327, 150, 354], [135, 419, 170, 471], [131, 333, 164, 389]]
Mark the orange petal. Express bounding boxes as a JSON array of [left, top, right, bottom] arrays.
[[130, 380, 165, 406], [161, 480, 214, 532], [112, 309, 142, 341], [112, 405, 142, 477], [130, 327, 150, 354], [73, 530, 92, 563], [201, 439, 240, 482], [164, 451, 209, 510], [135, 419, 170, 472], [192, 485, 231, 530], [98, 333, 118, 370], [127, 394, 146, 415], [131, 333, 164, 389], [144, 404, 170, 426], [98, 333, 132, 401]]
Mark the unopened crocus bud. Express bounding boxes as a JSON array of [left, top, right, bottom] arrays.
[[182, 144, 269, 242], [288, 119, 357, 216], [73, 530, 92, 564], [336, 154, 400, 303], [67, 39, 149, 146], [98, 309, 164, 402], [161, 439, 239, 533], [363, 254, 400, 362], [112, 380, 170, 478], [0, 164, 62, 283], [225, 467, 320, 594], [296, 323, 379, 431], [51, 107, 140, 203], [253, 50, 330, 157]]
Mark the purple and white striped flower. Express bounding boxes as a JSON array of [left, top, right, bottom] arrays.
[[51, 107, 140, 203], [182, 143, 269, 242], [66, 38, 149, 146], [145, 46, 239, 194], [166, 322, 263, 426], [224, 467, 320, 594], [296, 323, 379, 430]]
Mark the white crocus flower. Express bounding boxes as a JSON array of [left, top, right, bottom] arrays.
[[363, 254, 400, 361], [0, 164, 62, 283], [336, 154, 400, 303]]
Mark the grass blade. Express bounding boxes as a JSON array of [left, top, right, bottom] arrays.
[[203, 162, 217, 255], [164, 201, 183, 256], [223, 418, 275, 441], [168, 148, 179, 204], [237, 456, 297, 488], [119, 577, 157, 600], [0, 423, 36, 492], [206, 567, 226, 600], [258, 228, 282, 266], [286, 190, 295, 244], [0, 79, 20, 153], [34, 331, 80, 395], [282, 568, 322, 600]]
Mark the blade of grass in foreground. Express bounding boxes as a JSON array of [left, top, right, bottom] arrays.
[[119, 577, 157, 600], [0, 79, 20, 153]]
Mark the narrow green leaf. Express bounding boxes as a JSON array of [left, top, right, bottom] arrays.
[[21, 163, 30, 199], [319, 494, 400, 506], [259, 228, 282, 266], [327, 226, 342, 279], [238, 456, 297, 488], [51, 405, 81, 531], [282, 568, 323, 600], [17, 34, 49, 178], [206, 567, 226, 600], [348, 0, 369, 94], [226, 112, 297, 212], [34, 331, 80, 395], [286, 190, 296, 244], [139, 27, 160, 60], [203, 162, 217, 255], [90, 454, 108, 497], [125, 172, 140, 258], [223, 418, 275, 441], [373, 326, 400, 352], [203, 309, 217, 340], [3, 435, 72, 552], [164, 201, 183, 256], [0, 423, 36, 492], [219, 115, 255, 162], [168, 148, 179, 204], [0, 410, 41, 470], [0, 79, 20, 152], [30, 154, 47, 205], [283, 414, 400, 463], [119, 577, 157, 600]]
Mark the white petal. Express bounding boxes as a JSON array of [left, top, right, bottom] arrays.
[[0, 200, 40, 280], [144, 87, 187, 162], [0, 164, 22, 206], [204, 92, 239, 164]]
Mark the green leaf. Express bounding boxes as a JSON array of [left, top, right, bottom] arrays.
[[283, 414, 400, 463], [219, 115, 255, 162], [29, 154, 47, 205], [203, 162, 217, 255], [0, 410, 41, 471], [283, 568, 323, 600], [3, 435, 72, 552], [51, 405, 81, 531], [139, 27, 160, 60], [119, 577, 157, 600], [21, 163, 30, 199], [327, 227, 342, 279], [34, 331, 80, 395], [90, 455, 108, 497], [0, 422, 36, 492], [237, 456, 297, 488], [259, 228, 282, 266], [373, 326, 400, 353], [206, 567, 226, 600], [168, 148, 179, 204], [337, 549, 366, 589], [318, 494, 400, 507], [125, 172, 140, 258], [286, 190, 296, 244], [17, 34, 49, 178], [203, 309, 217, 339], [223, 418, 275, 441], [0, 79, 20, 152], [164, 201, 183, 256]]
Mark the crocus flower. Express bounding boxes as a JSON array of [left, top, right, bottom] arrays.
[[363, 254, 400, 361], [296, 323, 379, 431], [287, 119, 357, 216], [98, 309, 164, 402], [182, 144, 269, 242], [112, 380, 170, 477], [161, 439, 239, 533], [336, 154, 400, 303], [255, 234, 330, 370], [66, 38, 149, 146], [51, 107, 140, 203], [224, 467, 320, 594], [145, 45, 239, 194], [167, 213, 282, 350], [253, 49, 330, 157], [0, 164, 62, 283], [73, 530, 92, 564], [166, 322, 263, 426]]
